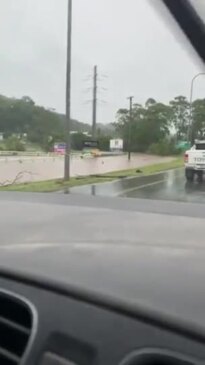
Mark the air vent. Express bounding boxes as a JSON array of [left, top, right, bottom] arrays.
[[0, 292, 33, 365]]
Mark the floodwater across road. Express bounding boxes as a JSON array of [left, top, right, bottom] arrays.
[[69, 168, 205, 204], [0, 154, 172, 184]]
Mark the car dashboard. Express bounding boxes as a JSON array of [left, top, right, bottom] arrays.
[[0, 273, 205, 365]]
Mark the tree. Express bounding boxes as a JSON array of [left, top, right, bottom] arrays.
[[169, 96, 190, 140], [145, 98, 156, 108], [192, 99, 205, 141], [115, 100, 171, 152], [5, 136, 25, 151], [21, 96, 35, 106], [98, 136, 111, 151], [0, 94, 90, 151], [71, 133, 86, 150]]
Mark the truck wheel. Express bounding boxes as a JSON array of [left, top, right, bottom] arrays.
[[185, 168, 194, 182], [197, 170, 203, 182]]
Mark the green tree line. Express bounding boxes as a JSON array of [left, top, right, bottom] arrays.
[[0, 94, 112, 151], [1, 94, 205, 154], [114, 96, 205, 155], [0, 95, 65, 150]]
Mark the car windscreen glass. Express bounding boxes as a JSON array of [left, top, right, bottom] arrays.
[[0, 0, 204, 204], [195, 143, 205, 150], [189, 0, 205, 24]]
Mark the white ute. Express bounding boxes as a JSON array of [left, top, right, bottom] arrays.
[[185, 140, 205, 182]]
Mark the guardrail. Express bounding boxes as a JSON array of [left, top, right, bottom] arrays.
[[0, 151, 82, 157], [0, 151, 47, 157], [0, 150, 125, 158]]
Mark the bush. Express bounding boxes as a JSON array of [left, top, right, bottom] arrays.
[[5, 136, 25, 152], [98, 136, 111, 151], [148, 140, 180, 156], [71, 133, 86, 150]]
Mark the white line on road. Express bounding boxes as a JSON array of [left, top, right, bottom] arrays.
[[119, 179, 167, 196]]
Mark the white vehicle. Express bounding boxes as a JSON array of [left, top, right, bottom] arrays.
[[185, 140, 205, 182]]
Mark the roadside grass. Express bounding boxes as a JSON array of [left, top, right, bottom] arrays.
[[102, 157, 183, 178], [24, 142, 43, 152], [0, 157, 183, 192]]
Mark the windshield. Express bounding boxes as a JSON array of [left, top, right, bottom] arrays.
[[0, 0, 205, 204], [195, 143, 205, 150]]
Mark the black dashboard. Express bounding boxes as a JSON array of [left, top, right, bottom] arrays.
[[1, 274, 205, 365]]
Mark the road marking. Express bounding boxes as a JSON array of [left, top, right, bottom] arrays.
[[119, 178, 167, 196]]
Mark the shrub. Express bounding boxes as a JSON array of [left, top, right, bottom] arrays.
[[98, 136, 111, 151], [5, 136, 25, 151], [148, 140, 180, 156]]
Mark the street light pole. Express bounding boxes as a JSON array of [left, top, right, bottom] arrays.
[[188, 72, 205, 143], [127, 96, 134, 161], [64, 0, 72, 180]]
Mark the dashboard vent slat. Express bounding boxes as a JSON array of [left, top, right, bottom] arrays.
[[0, 316, 30, 335], [0, 293, 33, 365], [0, 347, 20, 364]]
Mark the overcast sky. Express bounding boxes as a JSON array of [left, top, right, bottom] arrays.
[[0, 0, 204, 124]]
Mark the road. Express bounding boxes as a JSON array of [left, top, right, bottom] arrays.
[[1, 182, 205, 247], [122, 168, 205, 203], [0, 154, 173, 184], [69, 168, 205, 204]]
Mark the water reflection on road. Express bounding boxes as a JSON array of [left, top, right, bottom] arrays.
[[68, 168, 205, 204]]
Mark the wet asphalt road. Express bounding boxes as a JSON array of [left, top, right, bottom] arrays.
[[69, 168, 205, 204]]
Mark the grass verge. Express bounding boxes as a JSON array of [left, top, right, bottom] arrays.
[[0, 157, 183, 192]]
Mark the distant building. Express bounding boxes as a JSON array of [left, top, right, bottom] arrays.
[[110, 139, 123, 152], [82, 131, 92, 137]]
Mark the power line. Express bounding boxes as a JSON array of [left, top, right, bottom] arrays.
[[83, 66, 108, 135], [92, 65, 97, 139]]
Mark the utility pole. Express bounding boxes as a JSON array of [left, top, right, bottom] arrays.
[[64, 0, 72, 180], [127, 96, 134, 161], [92, 65, 97, 139], [188, 73, 205, 143]]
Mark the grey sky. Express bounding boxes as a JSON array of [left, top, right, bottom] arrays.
[[0, 0, 203, 125]]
